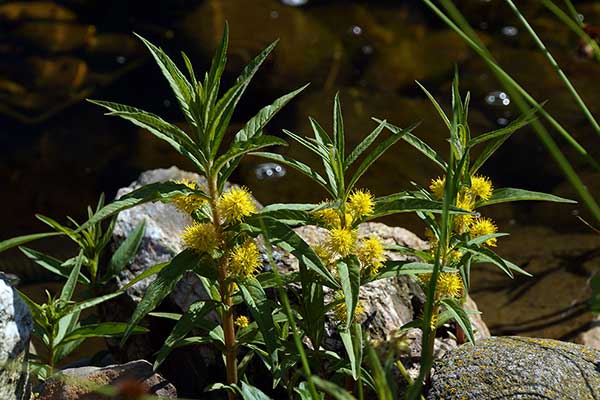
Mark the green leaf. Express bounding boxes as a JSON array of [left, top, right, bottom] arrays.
[[372, 196, 470, 219], [0, 232, 62, 253], [19, 247, 90, 285], [258, 203, 314, 225], [475, 187, 576, 207], [213, 135, 287, 175], [440, 298, 475, 344], [376, 119, 447, 170], [465, 233, 509, 246], [87, 100, 205, 169], [347, 123, 416, 192], [468, 105, 540, 147], [121, 249, 199, 345], [311, 376, 356, 400], [122, 261, 169, 290], [416, 81, 451, 130], [104, 220, 146, 283], [333, 92, 345, 165], [339, 322, 363, 381], [337, 257, 361, 328], [345, 120, 386, 169], [209, 39, 278, 156], [70, 291, 123, 314], [79, 182, 208, 230], [366, 344, 393, 400], [247, 216, 338, 288], [134, 34, 194, 124], [250, 152, 332, 195], [60, 322, 148, 343], [240, 381, 273, 400], [154, 300, 214, 369], [60, 253, 83, 302], [239, 278, 279, 366], [308, 118, 338, 196]]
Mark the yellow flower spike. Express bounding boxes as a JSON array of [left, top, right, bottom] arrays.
[[357, 236, 386, 273], [327, 227, 358, 257], [447, 249, 464, 264], [437, 272, 464, 298], [228, 240, 262, 278], [347, 189, 375, 218], [172, 180, 206, 214], [469, 175, 494, 201], [469, 217, 498, 247], [181, 222, 219, 254], [313, 208, 341, 229], [217, 187, 256, 223], [454, 194, 475, 231], [234, 315, 250, 328], [429, 177, 446, 199]]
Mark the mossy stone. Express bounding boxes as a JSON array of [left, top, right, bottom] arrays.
[[427, 336, 600, 399]]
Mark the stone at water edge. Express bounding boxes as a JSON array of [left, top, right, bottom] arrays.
[[0, 272, 33, 400], [427, 336, 600, 400], [36, 359, 177, 399]]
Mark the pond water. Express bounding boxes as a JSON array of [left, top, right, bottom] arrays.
[[1, 0, 600, 343]]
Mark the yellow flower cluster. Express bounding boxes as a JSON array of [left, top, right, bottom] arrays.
[[234, 315, 250, 328], [327, 227, 358, 258], [172, 180, 206, 214], [181, 222, 218, 253], [469, 217, 498, 247], [418, 272, 464, 299], [357, 236, 385, 275], [228, 240, 262, 278], [217, 187, 256, 223], [333, 294, 365, 324], [468, 175, 493, 201], [347, 189, 375, 218], [429, 177, 446, 200]]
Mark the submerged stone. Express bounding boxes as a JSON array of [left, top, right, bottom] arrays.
[[427, 336, 600, 400]]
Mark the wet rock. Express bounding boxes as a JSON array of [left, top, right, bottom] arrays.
[[469, 226, 600, 339], [179, 0, 341, 90], [36, 360, 177, 400], [0, 272, 33, 400], [427, 336, 600, 400], [576, 315, 600, 350]]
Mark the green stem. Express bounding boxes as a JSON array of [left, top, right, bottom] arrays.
[[505, 0, 600, 138], [259, 220, 320, 400], [207, 172, 237, 400], [562, 0, 581, 24]]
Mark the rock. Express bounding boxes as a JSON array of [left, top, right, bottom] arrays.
[[36, 360, 177, 399], [576, 315, 600, 350], [427, 336, 600, 399], [469, 226, 600, 339], [108, 168, 491, 394], [0, 272, 33, 400]]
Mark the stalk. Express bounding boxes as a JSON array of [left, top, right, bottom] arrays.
[[207, 173, 237, 398]]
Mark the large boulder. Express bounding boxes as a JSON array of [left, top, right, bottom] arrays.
[[107, 167, 490, 393], [37, 360, 177, 399], [427, 336, 600, 399], [0, 273, 33, 400]]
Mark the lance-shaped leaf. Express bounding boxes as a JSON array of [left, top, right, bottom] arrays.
[[88, 100, 206, 169], [337, 256, 361, 329], [440, 298, 475, 344], [210, 39, 279, 156], [19, 247, 91, 285], [79, 181, 208, 230], [475, 188, 576, 207], [154, 300, 214, 369], [250, 152, 332, 196], [60, 322, 148, 343], [309, 118, 339, 195], [60, 253, 83, 302], [247, 216, 338, 288], [121, 249, 200, 345], [103, 219, 146, 284], [135, 34, 194, 124], [372, 196, 471, 219], [469, 104, 541, 147], [213, 135, 287, 175], [346, 123, 417, 192], [345, 120, 386, 169], [375, 119, 447, 171], [258, 203, 314, 225], [340, 322, 363, 381], [0, 232, 63, 254], [333, 92, 345, 164]]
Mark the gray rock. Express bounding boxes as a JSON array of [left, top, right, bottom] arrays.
[[427, 336, 600, 400], [37, 359, 177, 399], [0, 273, 33, 400]]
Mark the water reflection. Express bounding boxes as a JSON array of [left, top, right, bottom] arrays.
[[255, 163, 286, 180], [485, 90, 511, 107]]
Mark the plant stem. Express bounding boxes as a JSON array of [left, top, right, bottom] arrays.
[[207, 173, 237, 398]]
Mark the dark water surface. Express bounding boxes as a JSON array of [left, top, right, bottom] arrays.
[[2, 0, 600, 341]]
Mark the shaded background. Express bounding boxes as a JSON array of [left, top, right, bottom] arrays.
[[1, 0, 600, 343]]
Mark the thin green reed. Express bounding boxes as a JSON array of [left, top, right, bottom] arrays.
[[504, 0, 600, 138], [422, 0, 600, 225]]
